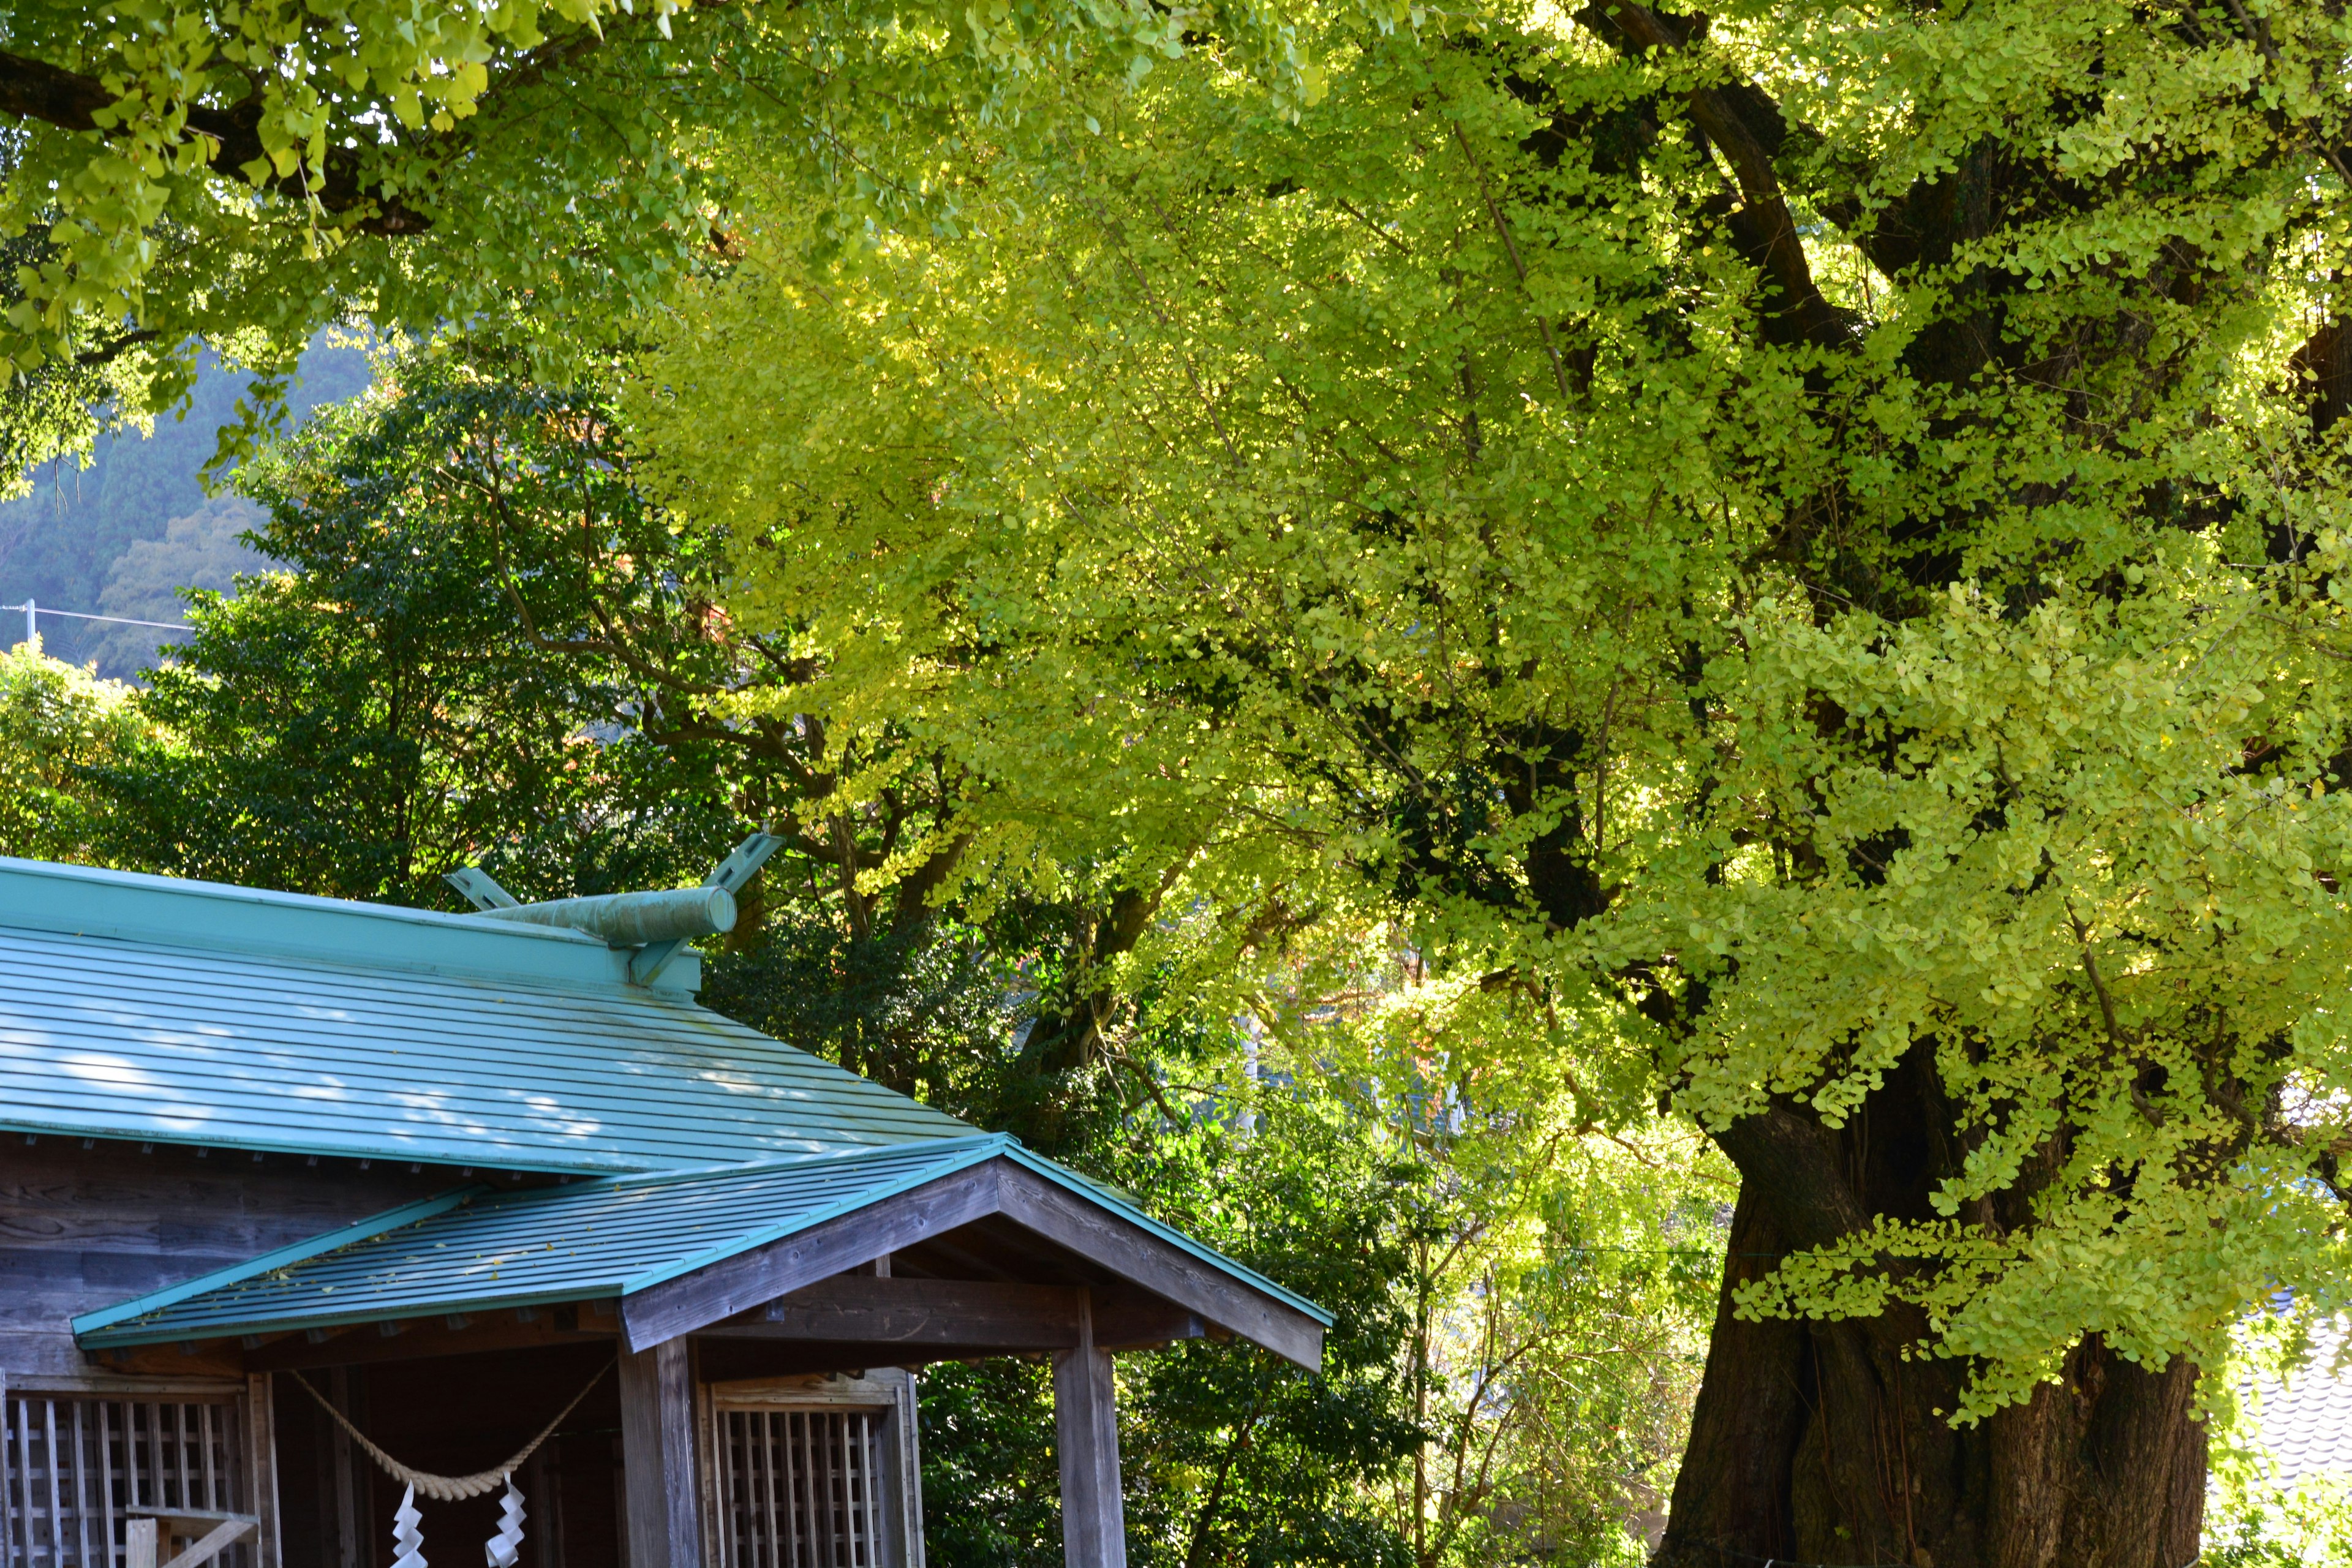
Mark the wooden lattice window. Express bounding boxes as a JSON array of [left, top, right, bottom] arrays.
[[706, 1375, 922, 1568], [0, 1393, 251, 1568]]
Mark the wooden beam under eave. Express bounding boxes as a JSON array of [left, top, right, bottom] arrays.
[[619, 1164, 1004, 1351], [243, 1312, 617, 1372], [91, 1343, 246, 1379], [694, 1274, 1210, 1358], [993, 1164, 1325, 1371], [704, 1277, 1085, 1349]]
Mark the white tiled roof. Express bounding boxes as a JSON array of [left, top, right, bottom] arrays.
[[2248, 1317, 2352, 1483]]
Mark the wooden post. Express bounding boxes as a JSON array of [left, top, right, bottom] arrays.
[[1051, 1292, 1126, 1568], [620, 1339, 702, 1568], [244, 1374, 282, 1568], [317, 1368, 363, 1568], [524, 1441, 565, 1568], [126, 1518, 159, 1568]]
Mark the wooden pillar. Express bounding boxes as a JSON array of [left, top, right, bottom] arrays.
[[620, 1339, 702, 1568], [314, 1368, 366, 1568], [1052, 1292, 1126, 1568], [245, 1373, 283, 1568], [524, 1441, 566, 1568], [337, 1370, 372, 1568]]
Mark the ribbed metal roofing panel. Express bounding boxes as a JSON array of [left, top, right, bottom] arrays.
[[0, 861, 975, 1173], [75, 1139, 1014, 1346]]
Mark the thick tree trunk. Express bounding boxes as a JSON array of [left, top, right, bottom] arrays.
[[1654, 1055, 2207, 1568]]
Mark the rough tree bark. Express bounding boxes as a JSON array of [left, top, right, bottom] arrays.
[[1654, 1054, 2207, 1568]]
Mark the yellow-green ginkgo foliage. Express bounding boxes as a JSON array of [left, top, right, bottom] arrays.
[[0, 0, 1319, 461], [631, 0, 2352, 1559]]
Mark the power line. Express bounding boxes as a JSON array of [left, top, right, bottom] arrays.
[[6, 600, 194, 635]]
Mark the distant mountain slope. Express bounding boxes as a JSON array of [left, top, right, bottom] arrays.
[[0, 341, 370, 676]]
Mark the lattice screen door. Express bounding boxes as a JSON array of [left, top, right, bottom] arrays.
[[0, 1392, 250, 1568], [714, 1406, 895, 1568]]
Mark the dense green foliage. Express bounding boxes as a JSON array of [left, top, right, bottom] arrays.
[[0, 636, 148, 860], [0, 353, 1716, 1563], [611, 0, 2352, 1556], [89, 368, 734, 900], [635, 0, 2352, 1424], [2207, 1477, 2352, 1568], [0, 0, 1319, 457]]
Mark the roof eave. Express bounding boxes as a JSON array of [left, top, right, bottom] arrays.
[[72, 1184, 488, 1341]]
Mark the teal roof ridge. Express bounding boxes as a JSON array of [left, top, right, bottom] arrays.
[[1000, 1145, 1336, 1327], [0, 857, 696, 995], [70, 1185, 488, 1338]]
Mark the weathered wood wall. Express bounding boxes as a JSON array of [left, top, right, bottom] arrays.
[[0, 1139, 454, 1382]]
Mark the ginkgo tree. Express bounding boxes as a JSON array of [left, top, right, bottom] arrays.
[[629, 0, 2352, 1561], [0, 0, 1306, 474]]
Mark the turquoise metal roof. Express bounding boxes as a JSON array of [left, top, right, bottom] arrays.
[[74, 1137, 1333, 1347], [0, 858, 975, 1172]]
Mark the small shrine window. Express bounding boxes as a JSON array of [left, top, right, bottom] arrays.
[[0, 1390, 254, 1568], [706, 1375, 922, 1568]]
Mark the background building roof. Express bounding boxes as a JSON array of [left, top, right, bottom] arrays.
[[2248, 1316, 2352, 1486], [0, 857, 975, 1173]]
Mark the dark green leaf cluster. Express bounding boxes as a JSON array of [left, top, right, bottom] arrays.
[[86, 359, 741, 900]]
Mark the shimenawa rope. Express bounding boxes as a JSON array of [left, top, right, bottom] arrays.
[[291, 1359, 616, 1501]]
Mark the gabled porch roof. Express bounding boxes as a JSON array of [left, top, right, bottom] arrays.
[[71, 1135, 1332, 1369]]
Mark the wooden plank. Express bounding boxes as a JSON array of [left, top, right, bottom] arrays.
[[99, 1396, 119, 1568], [994, 1166, 1324, 1371], [525, 1439, 565, 1568], [778, 1409, 797, 1568], [72, 1397, 93, 1568], [243, 1375, 280, 1568], [342, 1374, 374, 1566], [1, 1377, 13, 1568], [1089, 1295, 1205, 1353], [127, 1518, 157, 1568], [795, 1412, 816, 1568], [619, 1340, 701, 1568], [156, 1515, 255, 1568], [697, 1280, 1083, 1351], [0, 1375, 243, 1400], [1050, 1295, 1125, 1568], [878, 1371, 923, 1568], [199, 1403, 219, 1514], [47, 1396, 66, 1568], [325, 1370, 358, 1568], [690, 1347, 720, 1568], [619, 1169, 1002, 1352]]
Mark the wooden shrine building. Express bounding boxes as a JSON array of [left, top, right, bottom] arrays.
[[0, 853, 1329, 1568]]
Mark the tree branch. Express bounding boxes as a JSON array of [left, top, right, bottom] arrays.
[[1577, 3, 1849, 353], [0, 46, 434, 234]]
